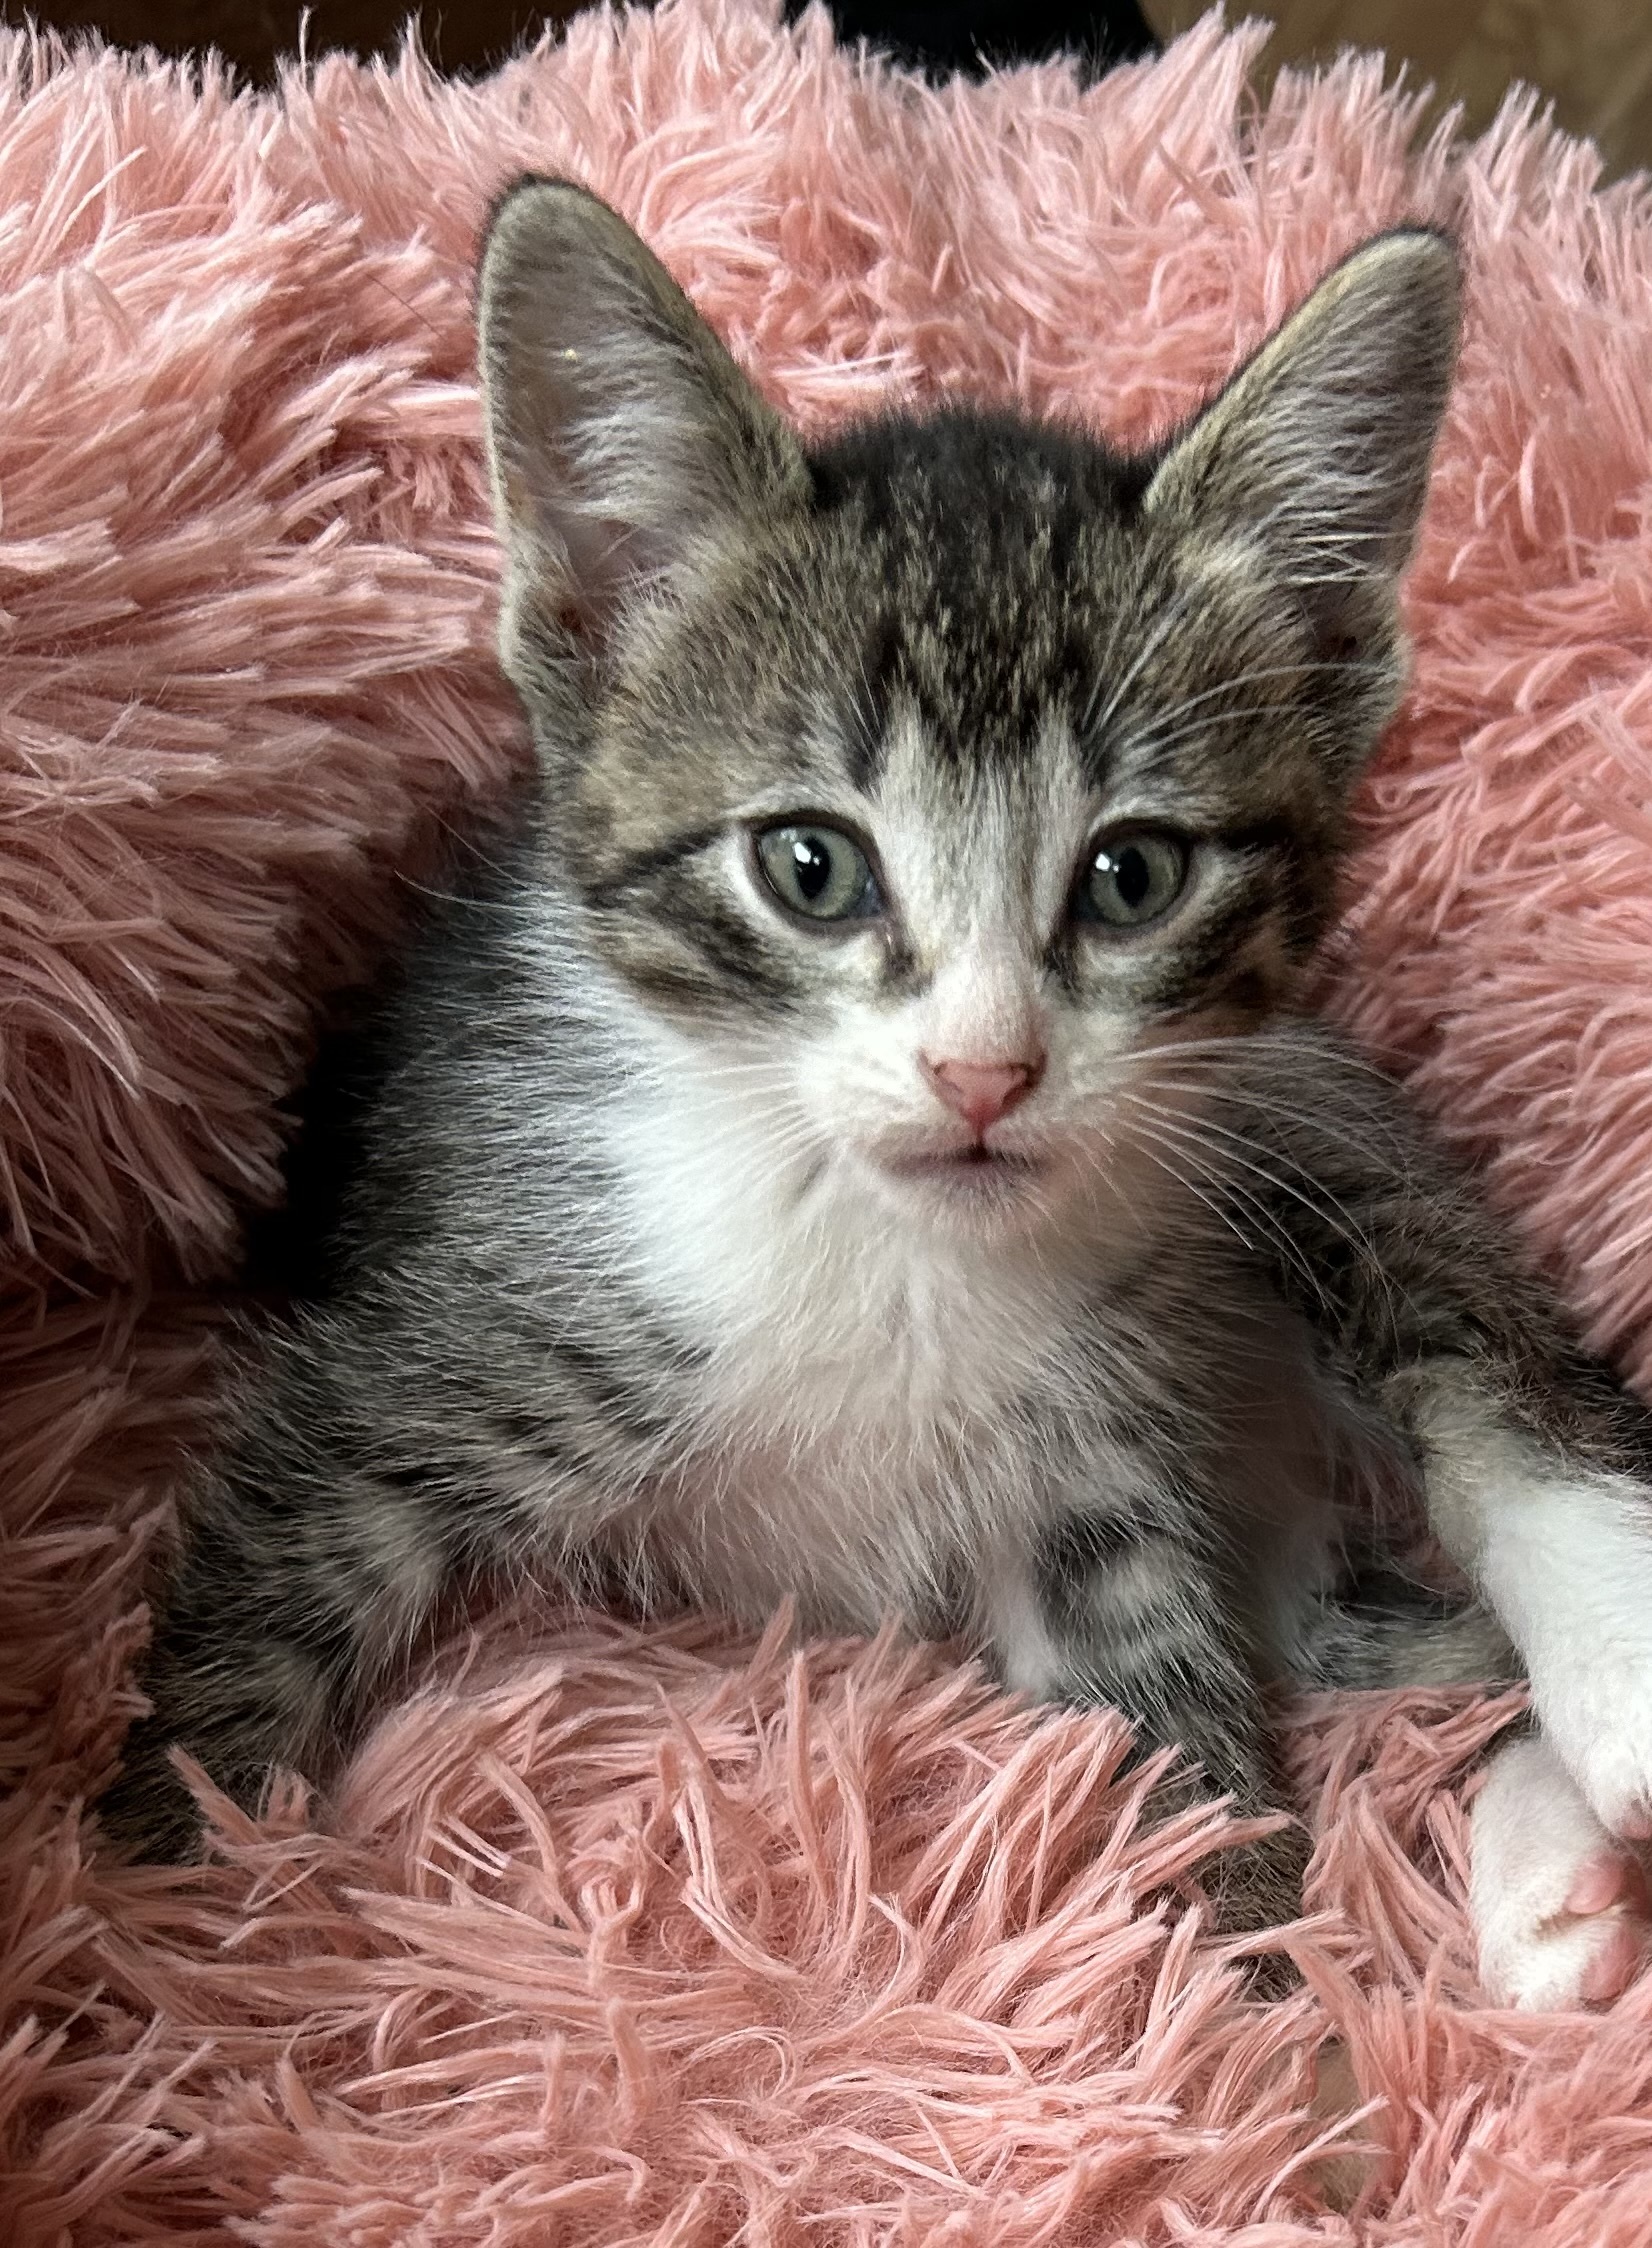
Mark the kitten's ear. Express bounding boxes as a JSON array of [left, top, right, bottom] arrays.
[[478, 176, 807, 668], [1143, 231, 1460, 642]]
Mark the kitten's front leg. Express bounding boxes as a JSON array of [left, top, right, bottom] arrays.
[[984, 1514, 1307, 1942], [103, 1449, 442, 1861], [1409, 1360, 1652, 1846]]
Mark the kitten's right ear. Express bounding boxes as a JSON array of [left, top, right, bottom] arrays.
[[478, 176, 807, 675], [1140, 232, 1459, 674]]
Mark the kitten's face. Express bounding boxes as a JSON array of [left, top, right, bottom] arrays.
[[557, 424, 1364, 1235], [478, 184, 1459, 1239]]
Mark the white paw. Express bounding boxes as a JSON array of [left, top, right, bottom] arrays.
[[1471, 1733, 1649, 2010], [1539, 1688, 1652, 1845], [1481, 1473, 1652, 1841]]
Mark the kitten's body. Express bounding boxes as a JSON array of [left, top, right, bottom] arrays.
[[107, 188, 1652, 2007]]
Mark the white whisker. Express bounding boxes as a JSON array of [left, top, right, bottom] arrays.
[[1080, 580, 1199, 740]]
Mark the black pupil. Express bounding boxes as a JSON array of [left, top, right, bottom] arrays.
[[1109, 845, 1151, 910], [793, 834, 832, 901]]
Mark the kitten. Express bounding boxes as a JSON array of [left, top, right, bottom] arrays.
[[105, 181, 1652, 2010]]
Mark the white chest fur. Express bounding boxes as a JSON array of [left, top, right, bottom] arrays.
[[594, 1038, 1363, 1650], [600, 1071, 1127, 1626]]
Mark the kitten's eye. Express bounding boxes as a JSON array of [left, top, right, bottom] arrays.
[[1075, 829, 1189, 928], [754, 824, 882, 923]]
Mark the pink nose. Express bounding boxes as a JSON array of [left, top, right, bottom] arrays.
[[920, 1053, 1045, 1135]]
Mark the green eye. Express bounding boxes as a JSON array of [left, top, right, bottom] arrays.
[[755, 823, 882, 923], [1076, 829, 1189, 928]]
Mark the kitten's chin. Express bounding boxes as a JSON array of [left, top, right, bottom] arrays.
[[862, 1144, 1057, 1232]]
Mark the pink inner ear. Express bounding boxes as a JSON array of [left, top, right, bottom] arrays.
[[532, 485, 651, 633]]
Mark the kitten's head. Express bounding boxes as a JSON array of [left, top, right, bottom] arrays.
[[477, 181, 1458, 1239]]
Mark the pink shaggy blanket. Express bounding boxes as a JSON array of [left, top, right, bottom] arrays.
[[6, 4, 1652, 2240]]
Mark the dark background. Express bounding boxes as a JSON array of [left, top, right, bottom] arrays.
[[0, 0, 1157, 84]]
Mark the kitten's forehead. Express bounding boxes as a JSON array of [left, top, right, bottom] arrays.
[[874, 702, 1093, 953], [811, 411, 1149, 783], [582, 419, 1144, 872]]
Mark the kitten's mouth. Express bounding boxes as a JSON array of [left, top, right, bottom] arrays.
[[875, 1143, 1047, 1193]]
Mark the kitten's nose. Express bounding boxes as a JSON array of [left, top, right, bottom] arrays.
[[920, 1053, 1045, 1134]]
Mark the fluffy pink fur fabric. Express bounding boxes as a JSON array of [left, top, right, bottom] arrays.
[[6, 3, 1652, 2238]]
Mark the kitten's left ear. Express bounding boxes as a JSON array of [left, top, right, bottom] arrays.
[[1143, 230, 1460, 652], [478, 176, 808, 679]]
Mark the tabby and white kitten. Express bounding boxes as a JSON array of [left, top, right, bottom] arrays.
[[108, 181, 1652, 2010]]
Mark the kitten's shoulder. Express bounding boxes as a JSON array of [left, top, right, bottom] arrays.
[[248, 789, 566, 1294]]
